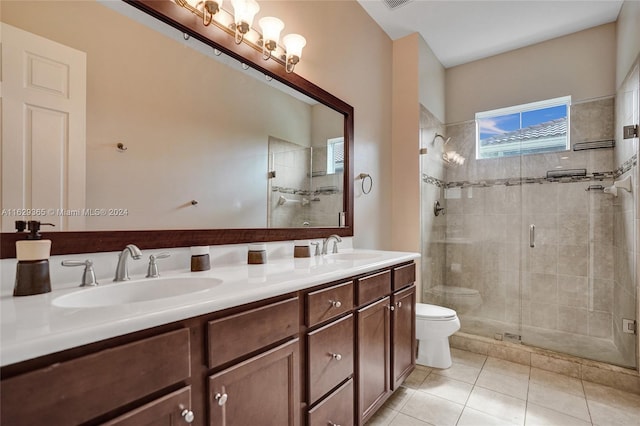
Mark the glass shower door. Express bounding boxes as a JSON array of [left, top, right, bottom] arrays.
[[519, 94, 637, 368]]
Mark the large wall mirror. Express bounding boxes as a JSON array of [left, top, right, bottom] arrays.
[[0, 0, 354, 257]]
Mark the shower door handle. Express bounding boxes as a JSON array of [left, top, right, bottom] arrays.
[[529, 224, 536, 248]]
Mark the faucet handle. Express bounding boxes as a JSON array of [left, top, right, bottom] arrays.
[[62, 259, 98, 287], [146, 252, 170, 278], [310, 242, 320, 256]]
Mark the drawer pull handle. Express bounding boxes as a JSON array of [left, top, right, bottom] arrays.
[[181, 409, 195, 423], [214, 392, 228, 406], [330, 300, 342, 308], [328, 422, 341, 426], [331, 353, 342, 361]]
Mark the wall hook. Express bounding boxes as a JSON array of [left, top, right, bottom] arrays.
[[116, 142, 127, 152]]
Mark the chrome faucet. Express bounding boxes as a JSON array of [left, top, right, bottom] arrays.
[[114, 244, 142, 281], [322, 234, 342, 255]]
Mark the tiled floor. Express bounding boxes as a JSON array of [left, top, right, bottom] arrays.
[[366, 348, 640, 426]]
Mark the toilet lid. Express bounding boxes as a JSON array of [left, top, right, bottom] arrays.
[[416, 303, 457, 320]]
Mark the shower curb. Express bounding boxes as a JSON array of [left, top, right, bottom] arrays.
[[451, 331, 640, 395]]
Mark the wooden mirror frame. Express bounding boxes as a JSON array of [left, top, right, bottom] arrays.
[[0, 0, 354, 258]]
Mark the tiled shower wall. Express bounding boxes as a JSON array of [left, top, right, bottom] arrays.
[[420, 105, 447, 294], [613, 60, 639, 368], [422, 97, 637, 367], [268, 138, 344, 228]]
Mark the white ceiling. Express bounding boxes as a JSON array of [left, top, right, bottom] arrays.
[[356, 0, 624, 68]]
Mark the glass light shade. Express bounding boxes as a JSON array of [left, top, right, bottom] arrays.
[[259, 17, 284, 45], [282, 34, 306, 59], [231, 0, 260, 27]]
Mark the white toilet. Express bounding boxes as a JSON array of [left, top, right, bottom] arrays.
[[415, 303, 461, 369]]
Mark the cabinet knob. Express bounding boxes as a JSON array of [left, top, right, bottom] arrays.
[[397, 301, 402, 308], [181, 409, 195, 423], [328, 422, 341, 426], [330, 300, 342, 308], [331, 353, 342, 361], [387, 304, 395, 311], [214, 392, 228, 406]]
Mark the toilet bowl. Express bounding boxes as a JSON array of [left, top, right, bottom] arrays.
[[424, 285, 482, 314], [415, 303, 461, 369]]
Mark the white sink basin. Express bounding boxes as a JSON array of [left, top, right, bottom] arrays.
[[52, 277, 222, 308], [324, 252, 381, 261]]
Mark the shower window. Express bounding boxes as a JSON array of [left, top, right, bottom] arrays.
[[476, 96, 571, 159], [327, 137, 344, 174]]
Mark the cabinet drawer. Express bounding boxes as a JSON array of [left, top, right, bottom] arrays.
[[1, 328, 191, 426], [393, 263, 416, 291], [103, 386, 192, 426], [306, 280, 353, 326], [356, 270, 391, 306], [308, 378, 354, 426], [208, 296, 299, 368], [308, 314, 354, 404]]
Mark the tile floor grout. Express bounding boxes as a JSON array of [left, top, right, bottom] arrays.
[[366, 348, 640, 426]]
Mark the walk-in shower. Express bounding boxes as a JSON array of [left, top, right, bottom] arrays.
[[419, 84, 639, 369]]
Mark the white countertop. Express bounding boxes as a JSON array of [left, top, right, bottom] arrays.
[[0, 249, 419, 367]]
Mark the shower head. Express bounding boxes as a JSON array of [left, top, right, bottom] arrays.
[[432, 133, 451, 145]]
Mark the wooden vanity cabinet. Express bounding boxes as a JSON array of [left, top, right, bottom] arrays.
[[0, 261, 416, 426]]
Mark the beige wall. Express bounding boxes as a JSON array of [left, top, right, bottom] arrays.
[[446, 23, 617, 123], [616, 0, 640, 88], [419, 36, 446, 124], [391, 34, 420, 255], [266, 1, 393, 249]]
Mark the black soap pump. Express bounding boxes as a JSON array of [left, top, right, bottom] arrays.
[[13, 220, 55, 296]]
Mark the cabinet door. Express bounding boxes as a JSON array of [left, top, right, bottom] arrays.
[[392, 285, 416, 389], [103, 386, 193, 426], [357, 296, 391, 424], [208, 339, 300, 426]]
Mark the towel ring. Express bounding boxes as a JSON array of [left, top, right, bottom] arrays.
[[358, 173, 373, 195]]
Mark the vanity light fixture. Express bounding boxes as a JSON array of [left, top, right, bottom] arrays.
[[282, 33, 306, 73], [231, 0, 260, 44], [174, 0, 306, 74]]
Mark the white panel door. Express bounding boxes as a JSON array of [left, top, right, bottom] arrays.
[[1, 23, 86, 231]]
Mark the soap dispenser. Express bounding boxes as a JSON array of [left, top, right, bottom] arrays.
[[13, 220, 55, 296]]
